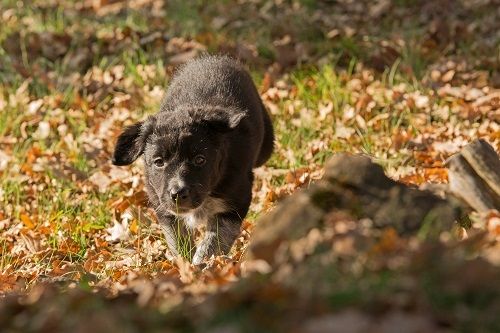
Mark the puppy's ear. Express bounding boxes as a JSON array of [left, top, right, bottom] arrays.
[[112, 117, 155, 165], [190, 107, 246, 133]]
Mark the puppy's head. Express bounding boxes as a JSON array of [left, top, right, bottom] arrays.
[[112, 107, 245, 214]]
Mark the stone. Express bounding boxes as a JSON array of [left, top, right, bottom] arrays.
[[248, 153, 463, 265]]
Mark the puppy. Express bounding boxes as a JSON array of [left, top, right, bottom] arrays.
[[112, 55, 274, 264]]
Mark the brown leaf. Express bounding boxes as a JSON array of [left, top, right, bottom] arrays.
[[20, 213, 35, 229], [26, 146, 42, 163], [441, 70, 455, 83], [0, 273, 18, 293], [129, 219, 139, 234]]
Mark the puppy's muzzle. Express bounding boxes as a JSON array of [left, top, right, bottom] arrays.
[[169, 184, 195, 209], [170, 186, 189, 202]]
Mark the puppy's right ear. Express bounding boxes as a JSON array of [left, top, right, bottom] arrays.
[[112, 117, 155, 166]]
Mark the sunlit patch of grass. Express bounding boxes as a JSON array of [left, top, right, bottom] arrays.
[[292, 65, 353, 111], [0, 178, 26, 219], [71, 152, 91, 174], [266, 64, 356, 169], [245, 210, 261, 223], [264, 58, 434, 173], [354, 127, 377, 156], [0, 107, 10, 136], [81, 193, 114, 231], [0, 239, 14, 273], [64, 117, 87, 142], [121, 48, 167, 87], [0, 103, 30, 138], [32, 174, 115, 257], [170, 201, 195, 260], [175, 222, 195, 261]]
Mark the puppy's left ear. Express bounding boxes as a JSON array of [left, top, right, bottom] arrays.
[[112, 117, 155, 166], [191, 108, 246, 133]]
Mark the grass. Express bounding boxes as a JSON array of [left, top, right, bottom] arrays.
[[173, 201, 196, 260]]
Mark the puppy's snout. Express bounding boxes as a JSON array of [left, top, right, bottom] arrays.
[[170, 186, 190, 203]]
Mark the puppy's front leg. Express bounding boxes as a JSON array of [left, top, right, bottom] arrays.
[[158, 214, 195, 261], [192, 212, 242, 265]]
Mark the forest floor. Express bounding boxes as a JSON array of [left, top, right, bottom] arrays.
[[0, 0, 499, 332]]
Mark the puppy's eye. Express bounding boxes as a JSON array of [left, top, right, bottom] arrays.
[[153, 157, 165, 168], [194, 155, 206, 166]]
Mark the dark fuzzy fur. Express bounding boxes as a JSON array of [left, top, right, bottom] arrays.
[[113, 56, 274, 264]]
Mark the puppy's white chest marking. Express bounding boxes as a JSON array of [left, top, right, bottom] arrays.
[[180, 197, 228, 229], [183, 212, 207, 229]]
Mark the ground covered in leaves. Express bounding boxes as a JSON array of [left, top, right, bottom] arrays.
[[0, 0, 499, 332]]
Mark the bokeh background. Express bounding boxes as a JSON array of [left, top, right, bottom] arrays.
[[0, 1, 499, 331]]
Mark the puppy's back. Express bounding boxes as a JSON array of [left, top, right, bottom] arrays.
[[161, 56, 262, 114]]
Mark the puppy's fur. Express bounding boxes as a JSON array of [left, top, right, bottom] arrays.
[[113, 56, 274, 264]]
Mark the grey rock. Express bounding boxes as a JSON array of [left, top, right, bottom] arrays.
[[249, 153, 463, 264]]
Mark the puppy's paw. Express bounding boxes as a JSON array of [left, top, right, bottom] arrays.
[[192, 253, 205, 266]]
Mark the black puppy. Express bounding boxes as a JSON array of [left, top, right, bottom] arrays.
[[113, 55, 274, 264]]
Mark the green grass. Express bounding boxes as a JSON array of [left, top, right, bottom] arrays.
[[0, 178, 26, 219], [0, 239, 13, 273], [174, 217, 196, 261], [263, 60, 427, 170]]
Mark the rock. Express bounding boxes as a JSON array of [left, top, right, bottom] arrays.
[[324, 153, 394, 190], [248, 191, 324, 264], [248, 153, 463, 265]]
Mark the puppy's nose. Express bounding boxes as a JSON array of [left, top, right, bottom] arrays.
[[170, 186, 190, 202]]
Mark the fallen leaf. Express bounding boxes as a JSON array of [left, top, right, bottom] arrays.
[[20, 213, 35, 229], [0, 150, 11, 171], [441, 70, 455, 83]]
